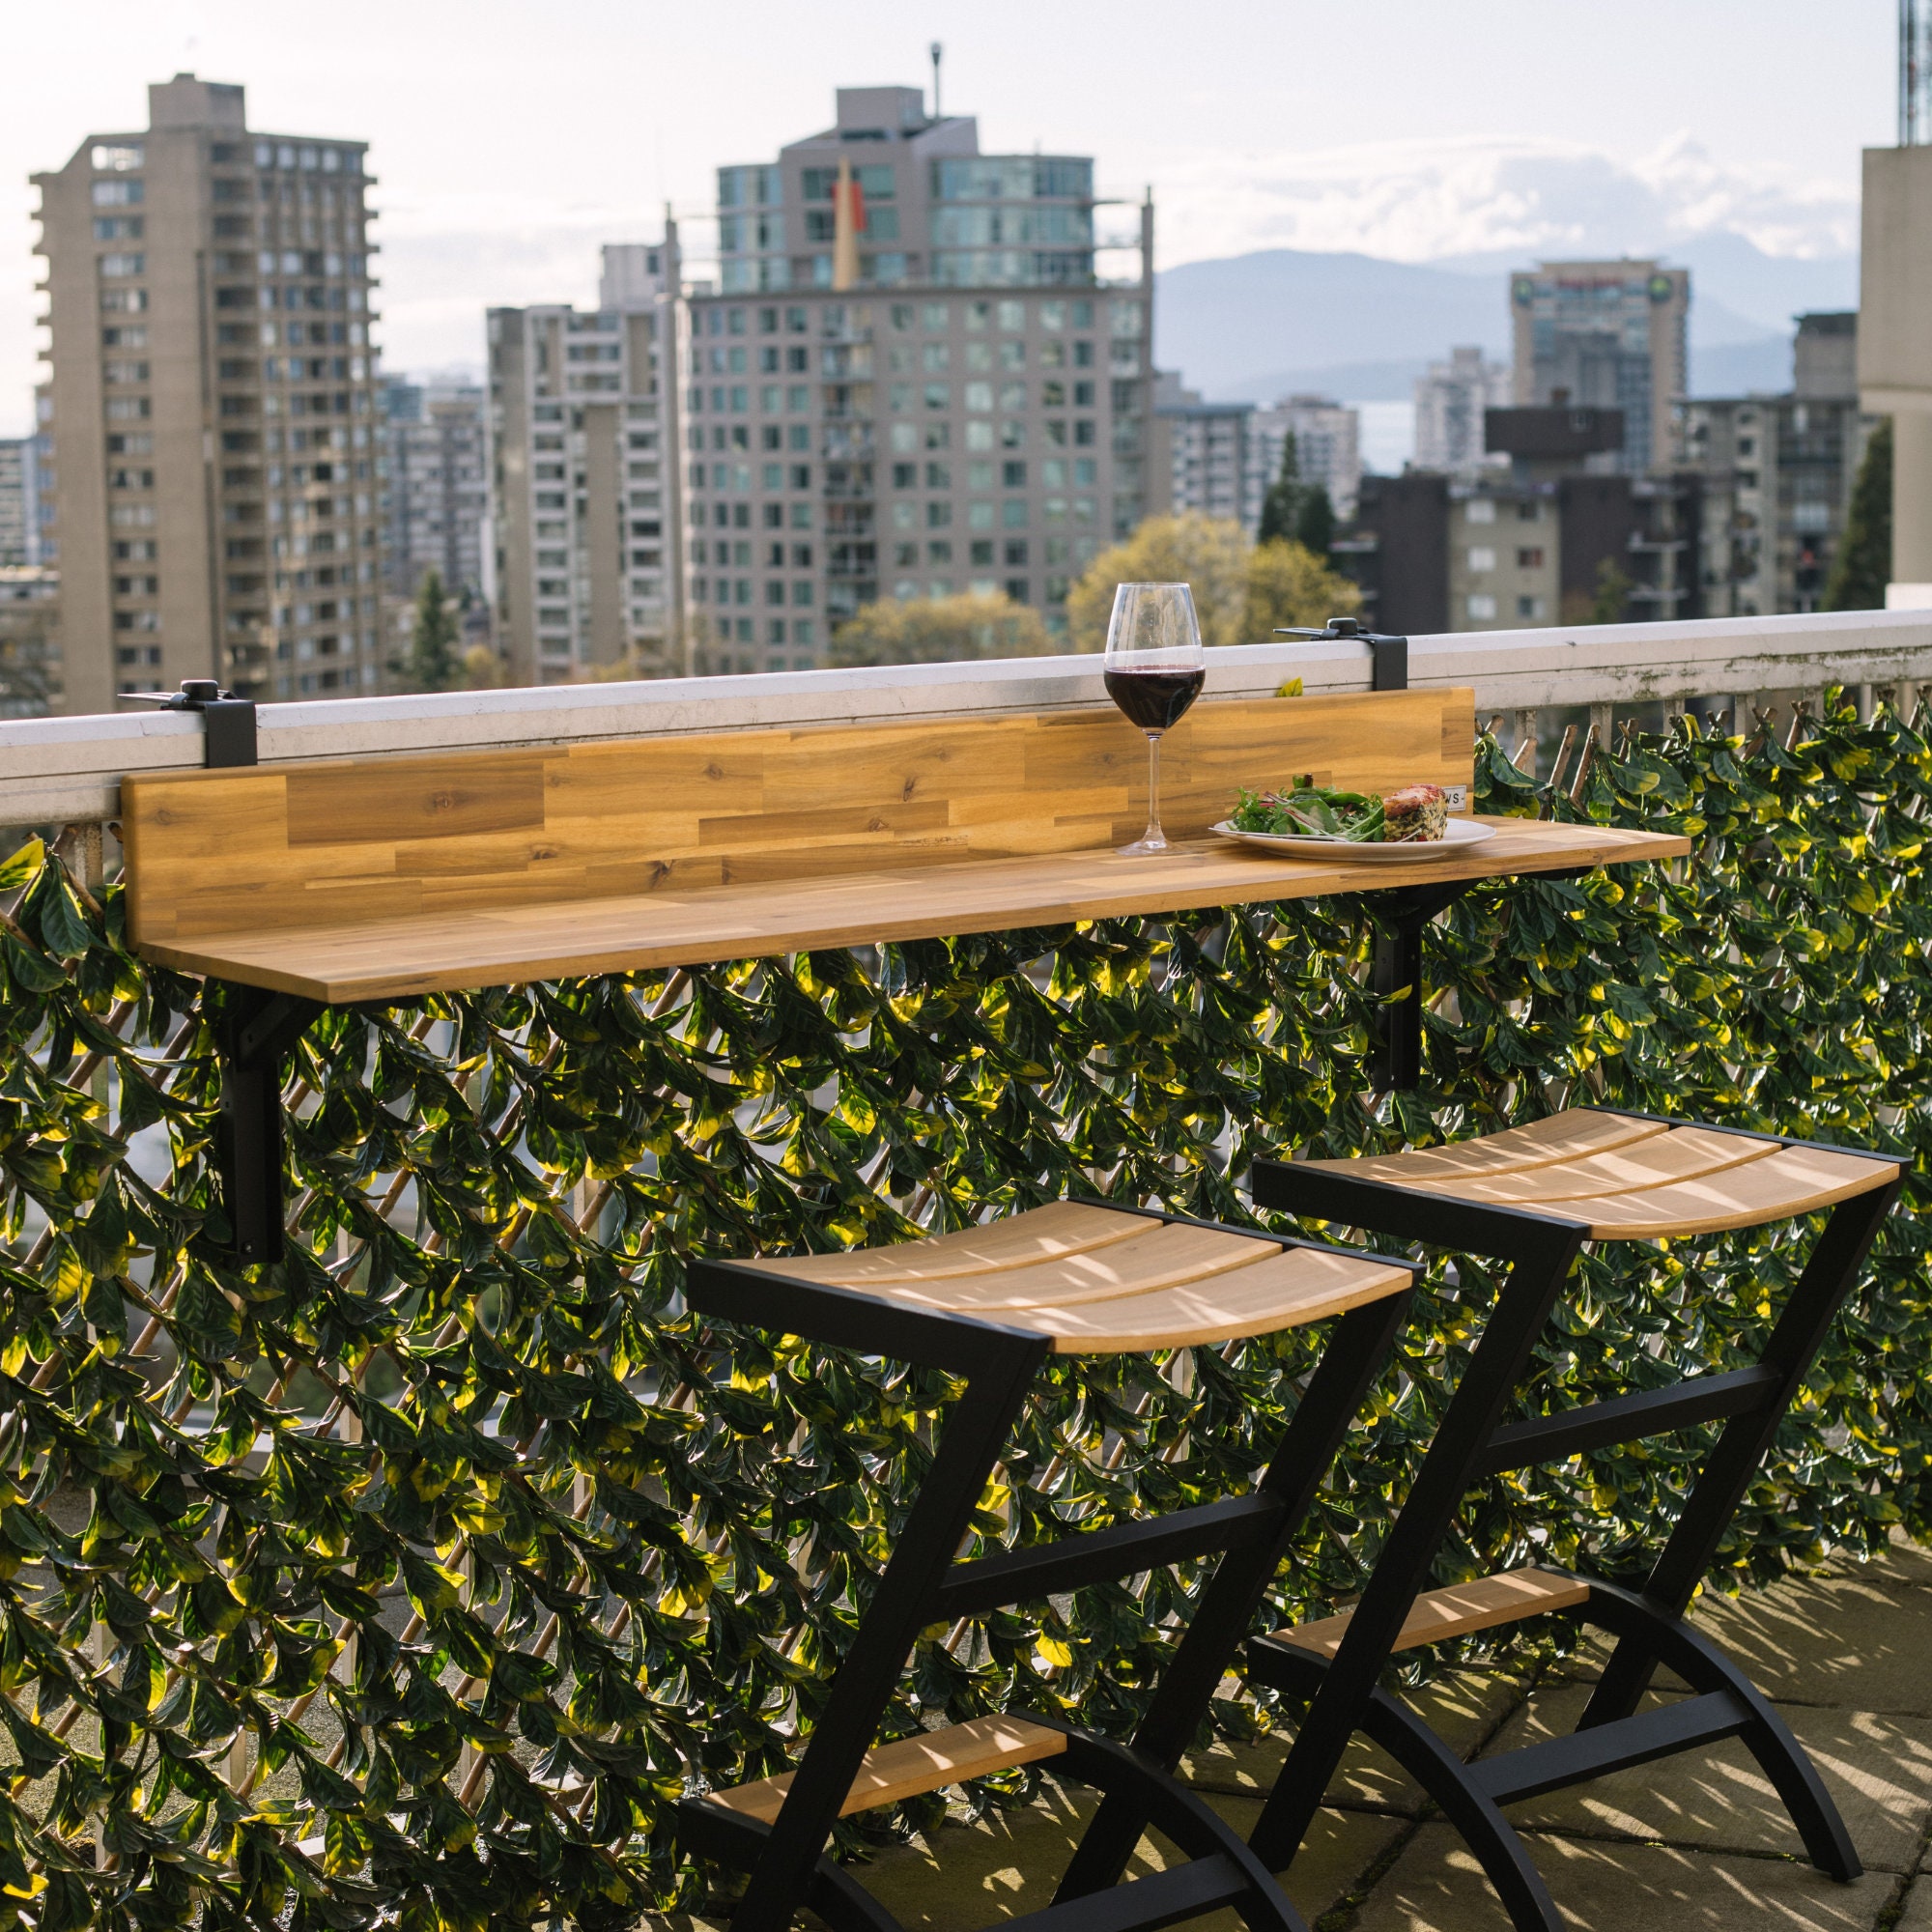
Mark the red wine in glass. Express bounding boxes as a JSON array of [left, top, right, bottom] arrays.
[[1103, 582, 1207, 854], [1103, 666, 1207, 732]]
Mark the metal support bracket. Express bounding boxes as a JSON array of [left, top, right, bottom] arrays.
[[209, 982, 324, 1265], [1351, 864, 1594, 1093], [1353, 881, 1470, 1091]]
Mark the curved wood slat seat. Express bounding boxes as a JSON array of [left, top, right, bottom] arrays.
[[984, 1246, 1415, 1354], [1274, 1566, 1589, 1660], [758, 1208, 1412, 1350], [1387, 1125, 1780, 1206], [707, 1715, 1067, 1826], [1306, 1109, 1667, 1186], [1304, 1109, 1898, 1239], [757, 1199, 1146, 1283]]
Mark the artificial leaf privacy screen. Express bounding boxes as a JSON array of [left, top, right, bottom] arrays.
[[0, 703, 1925, 1927]]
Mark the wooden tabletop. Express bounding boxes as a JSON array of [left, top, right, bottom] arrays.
[[133, 816, 1689, 1005]]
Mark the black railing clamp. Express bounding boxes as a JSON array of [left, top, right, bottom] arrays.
[[124, 678, 259, 768], [1274, 614, 1408, 693]]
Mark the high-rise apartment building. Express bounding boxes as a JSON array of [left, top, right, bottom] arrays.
[[486, 231, 681, 683], [1678, 312, 1871, 616], [1509, 259, 1689, 477], [383, 374, 488, 604], [1413, 346, 1511, 474], [686, 84, 1151, 670], [0, 439, 46, 565], [1254, 395, 1361, 519], [33, 74, 384, 711], [1155, 382, 1266, 530]]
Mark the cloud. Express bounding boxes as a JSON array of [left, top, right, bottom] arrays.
[[362, 136, 1859, 382], [1143, 133, 1857, 270]]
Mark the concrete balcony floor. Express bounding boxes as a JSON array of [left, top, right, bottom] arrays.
[[660, 1535, 1932, 1931]]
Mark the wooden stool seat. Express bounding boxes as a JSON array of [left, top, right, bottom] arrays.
[[1221, 1109, 1907, 1932], [753, 1205, 1413, 1353], [681, 1204, 1425, 1932], [1302, 1108, 1898, 1239]]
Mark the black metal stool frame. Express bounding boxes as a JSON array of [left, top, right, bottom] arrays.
[[676, 1209, 1423, 1932], [1206, 1111, 1905, 1932]]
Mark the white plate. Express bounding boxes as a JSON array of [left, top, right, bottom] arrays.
[[1209, 816, 1496, 863]]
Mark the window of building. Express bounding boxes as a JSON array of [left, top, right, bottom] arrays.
[[1516, 547, 1544, 569], [926, 501, 952, 527], [1002, 499, 1028, 529], [922, 303, 950, 331], [1516, 595, 1544, 619], [1003, 460, 1027, 488], [923, 342, 950, 373], [1466, 547, 1495, 572], [1466, 593, 1497, 620]]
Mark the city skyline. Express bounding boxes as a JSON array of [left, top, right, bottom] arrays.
[[0, 2, 1895, 435]]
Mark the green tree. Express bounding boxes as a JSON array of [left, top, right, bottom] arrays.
[[827, 590, 1053, 667], [1293, 483, 1336, 557], [1824, 417, 1892, 611], [1065, 513, 1253, 649], [1243, 537, 1361, 638], [1257, 433, 1302, 546], [1588, 557, 1633, 625], [404, 568, 463, 692]]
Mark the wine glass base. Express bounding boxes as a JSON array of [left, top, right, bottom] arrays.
[[1117, 836, 1170, 856]]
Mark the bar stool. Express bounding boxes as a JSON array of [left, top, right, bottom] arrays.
[[1215, 1107, 1903, 1931], [676, 1199, 1422, 1932]]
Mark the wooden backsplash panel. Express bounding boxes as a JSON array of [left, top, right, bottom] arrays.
[[124, 687, 1476, 944]]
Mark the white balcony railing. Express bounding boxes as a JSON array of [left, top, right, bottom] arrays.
[[6, 607, 1929, 831]]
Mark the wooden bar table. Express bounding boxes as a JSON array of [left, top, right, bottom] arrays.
[[121, 686, 1690, 1257]]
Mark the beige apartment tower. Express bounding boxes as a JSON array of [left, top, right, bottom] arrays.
[[34, 74, 384, 712]]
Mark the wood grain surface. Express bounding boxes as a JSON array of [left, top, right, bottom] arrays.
[[708, 1714, 1068, 1824], [130, 817, 1690, 1003], [123, 689, 1477, 946], [1305, 1106, 1897, 1237], [1276, 1568, 1592, 1659]]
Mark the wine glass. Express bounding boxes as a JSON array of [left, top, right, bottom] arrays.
[[1103, 582, 1206, 856]]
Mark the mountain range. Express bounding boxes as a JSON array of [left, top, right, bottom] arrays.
[[1153, 234, 1859, 406]]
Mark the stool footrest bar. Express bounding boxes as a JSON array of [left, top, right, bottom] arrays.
[[999, 1855, 1253, 1932], [1474, 1366, 1782, 1478], [704, 1715, 1066, 1825], [1271, 1566, 1589, 1660], [935, 1493, 1289, 1620], [1466, 1690, 1753, 1806]]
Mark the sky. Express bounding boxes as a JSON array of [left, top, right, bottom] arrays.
[[0, 0, 1897, 437]]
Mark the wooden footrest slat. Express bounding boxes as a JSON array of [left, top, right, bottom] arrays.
[[1274, 1566, 1589, 1660], [704, 1714, 1066, 1825]]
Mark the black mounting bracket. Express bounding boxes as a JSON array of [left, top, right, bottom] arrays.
[[1349, 865, 1594, 1093], [1273, 614, 1409, 696], [1350, 881, 1473, 1092], [123, 678, 259, 768], [209, 983, 324, 1265]]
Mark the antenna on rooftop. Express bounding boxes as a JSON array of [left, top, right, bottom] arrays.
[[931, 42, 943, 119], [1903, 0, 1932, 143]]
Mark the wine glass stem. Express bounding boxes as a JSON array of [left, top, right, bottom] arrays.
[[1144, 730, 1164, 845]]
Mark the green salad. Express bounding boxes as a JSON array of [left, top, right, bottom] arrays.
[[1230, 786, 1392, 842]]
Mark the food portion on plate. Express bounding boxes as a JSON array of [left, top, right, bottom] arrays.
[[1229, 782, 1450, 844]]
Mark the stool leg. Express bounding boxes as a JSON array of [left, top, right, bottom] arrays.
[[1246, 1224, 1583, 1872], [1579, 1183, 1901, 1736], [1054, 1291, 1414, 1903], [729, 1344, 1045, 1932]]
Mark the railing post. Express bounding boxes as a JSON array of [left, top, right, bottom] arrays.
[[1513, 707, 1538, 777]]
